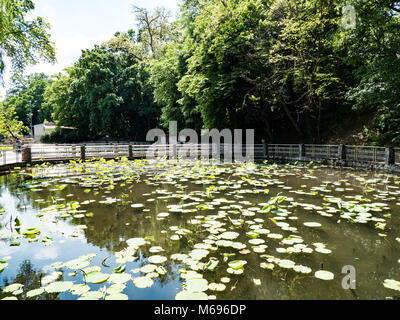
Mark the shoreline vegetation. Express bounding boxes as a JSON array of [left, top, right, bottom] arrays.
[[1, 1, 400, 147]]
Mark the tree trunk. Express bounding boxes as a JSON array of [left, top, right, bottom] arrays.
[[282, 104, 303, 138]]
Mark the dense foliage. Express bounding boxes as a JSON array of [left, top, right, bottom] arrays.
[[0, 0, 55, 82], [1, 0, 400, 145]]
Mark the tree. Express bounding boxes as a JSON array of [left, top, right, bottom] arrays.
[[177, 0, 274, 133], [132, 5, 173, 58], [0, 102, 27, 139], [149, 40, 202, 131], [0, 0, 56, 82], [338, 0, 400, 144], [3, 73, 53, 127], [263, 0, 351, 142], [53, 45, 160, 140]]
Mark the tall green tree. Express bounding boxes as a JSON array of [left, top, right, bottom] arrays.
[[3, 73, 53, 128], [0, 0, 55, 82], [54, 45, 160, 140], [338, 0, 400, 144], [0, 102, 27, 139]]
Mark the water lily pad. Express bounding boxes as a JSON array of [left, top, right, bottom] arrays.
[[106, 283, 126, 295], [248, 239, 265, 245], [149, 246, 164, 253], [315, 270, 334, 280], [219, 232, 240, 240], [383, 279, 400, 291], [85, 272, 110, 284], [208, 283, 226, 291], [65, 258, 91, 270], [185, 278, 209, 292], [220, 277, 231, 283], [189, 249, 209, 260], [315, 247, 332, 254], [132, 276, 154, 288], [175, 290, 208, 300], [70, 284, 90, 296], [293, 265, 312, 274], [126, 238, 146, 247], [78, 291, 104, 300], [44, 281, 74, 293], [26, 288, 45, 298], [105, 293, 129, 300], [109, 273, 132, 284], [227, 267, 244, 275], [131, 204, 144, 209], [0, 260, 8, 272], [148, 255, 167, 264], [205, 259, 219, 271], [113, 265, 126, 273], [3, 283, 23, 293], [228, 260, 247, 270], [140, 264, 157, 273], [304, 222, 322, 228], [278, 259, 295, 269]]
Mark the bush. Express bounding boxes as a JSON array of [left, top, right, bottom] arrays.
[[40, 128, 87, 144]]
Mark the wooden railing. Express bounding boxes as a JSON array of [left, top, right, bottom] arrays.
[[12, 143, 400, 167], [267, 144, 397, 166]]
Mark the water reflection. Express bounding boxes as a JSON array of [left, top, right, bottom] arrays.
[[0, 162, 400, 300], [0, 260, 59, 300]]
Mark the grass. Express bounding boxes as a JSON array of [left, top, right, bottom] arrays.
[[0, 146, 13, 151]]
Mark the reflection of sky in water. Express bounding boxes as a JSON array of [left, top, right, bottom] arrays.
[[0, 181, 183, 300], [1, 163, 400, 300]]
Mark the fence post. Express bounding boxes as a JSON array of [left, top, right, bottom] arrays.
[[385, 147, 395, 166], [263, 143, 268, 158], [22, 147, 32, 163], [129, 145, 133, 160], [172, 144, 177, 159], [80, 145, 86, 161], [299, 144, 305, 161], [338, 144, 346, 161], [114, 144, 118, 157]]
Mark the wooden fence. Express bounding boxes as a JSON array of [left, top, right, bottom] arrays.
[[13, 143, 400, 167]]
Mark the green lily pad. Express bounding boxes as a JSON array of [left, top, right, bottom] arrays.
[[304, 222, 322, 228], [108, 273, 132, 284], [175, 290, 208, 300], [383, 279, 400, 291], [219, 232, 240, 240], [3, 283, 23, 293], [132, 276, 154, 288], [126, 238, 146, 247], [189, 249, 209, 260], [105, 293, 129, 300], [44, 281, 74, 293], [113, 265, 126, 273], [70, 284, 90, 296], [186, 278, 208, 292], [26, 288, 45, 298], [228, 260, 247, 270], [315, 270, 334, 280], [148, 255, 167, 264], [85, 272, 110, 284], [77, 291, 104, 300]]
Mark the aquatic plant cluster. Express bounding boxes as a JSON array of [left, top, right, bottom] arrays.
[[1, 157, 400, 300]]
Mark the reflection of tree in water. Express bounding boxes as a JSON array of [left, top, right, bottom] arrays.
[[0, 260, 59, 300]]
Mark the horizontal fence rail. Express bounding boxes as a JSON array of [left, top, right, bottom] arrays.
[[0, 143, 397, 170]]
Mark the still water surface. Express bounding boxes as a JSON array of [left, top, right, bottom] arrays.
[[0, 159, 400, 300]]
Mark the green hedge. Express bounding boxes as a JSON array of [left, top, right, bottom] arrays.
[[40, 128, 86, 144]]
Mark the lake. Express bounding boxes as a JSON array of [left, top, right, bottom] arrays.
[[0, 158, 400, 300]]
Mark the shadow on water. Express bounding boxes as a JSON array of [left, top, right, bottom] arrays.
[[0, 160, 400, 300]]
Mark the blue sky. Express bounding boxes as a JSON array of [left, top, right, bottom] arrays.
[[0, 0, 181, 97]]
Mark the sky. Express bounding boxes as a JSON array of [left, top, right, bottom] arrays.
[[0, 0, 181, 98]]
